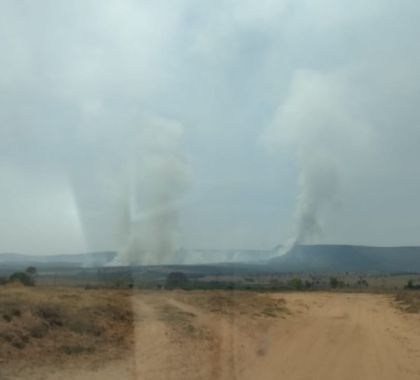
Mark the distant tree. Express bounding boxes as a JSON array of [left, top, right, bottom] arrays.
[[9, 272, 34, 286], [165, 272, 189, 290], [330, 277, 345, 289], [304, 280, 313, 289], [356, 278, 369, 288], [288, 278, 304, 290], [329, 277, 338, 288], [25, 266, 37, 276], [404, 279, 420, 290]]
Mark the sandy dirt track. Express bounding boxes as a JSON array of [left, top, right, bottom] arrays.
[[6, 292, 420, 380], [244, 293, 420, 380]]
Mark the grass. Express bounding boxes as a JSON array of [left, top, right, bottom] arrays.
[[0, 285, 134, 364], [394, 291, 420, 313], [156, 303, 208, 339], [174, 291, 289, 318]]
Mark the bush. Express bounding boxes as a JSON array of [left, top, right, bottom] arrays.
[[288, 278, 304, 290], [329, 277, 339, 289], [404, 279, 420, 290], [9, 272, 34, 286], [329, 277, 346, 289], [356, 278, 369, 288], [35, 303, 63, 326], [304, 280, 313, 289], [25, 266, 37, 276]]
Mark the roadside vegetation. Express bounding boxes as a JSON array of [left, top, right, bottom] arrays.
[[0, 286, 134, 366], [395, 282, 420, 313], [0, 266, 38, 287]]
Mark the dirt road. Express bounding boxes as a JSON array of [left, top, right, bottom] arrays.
[[6, 292, 420, 380], [130, 292, 420, 380], [243, 293, 420, 380]]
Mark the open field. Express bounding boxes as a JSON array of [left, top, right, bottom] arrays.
[[2, 287, 420, 379]]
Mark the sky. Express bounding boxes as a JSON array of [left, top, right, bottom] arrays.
[[1, 0, 420, 257]]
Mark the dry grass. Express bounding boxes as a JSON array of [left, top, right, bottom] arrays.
[[394, 291, 420, 313], [156, 303, 209, 340], [0, 285, 134, 366], [173, 291, 289, 318], [0, 287, 291, 379]]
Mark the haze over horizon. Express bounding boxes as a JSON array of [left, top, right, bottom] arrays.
[[1, 1, 420, 259]]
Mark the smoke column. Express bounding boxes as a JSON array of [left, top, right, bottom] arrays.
[[116, 118, 189, 265], [262, 70, 368, 255], [287, 153, 338, 252]]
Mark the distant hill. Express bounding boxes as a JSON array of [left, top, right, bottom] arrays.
[[0, 251, 117, 268], [0, 249, 274, 269], [269, 245, 420, 273], [4, 245, 419, 273]]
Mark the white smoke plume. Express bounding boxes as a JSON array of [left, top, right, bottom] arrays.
[[2, 1, 420, 256], [263, 70, 371, 254], [116, 118, 189, 265], [293, 156, 338, 245]]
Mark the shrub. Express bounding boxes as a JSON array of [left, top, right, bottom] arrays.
[[330, 277, 339, 288], [356, 278, 369, 288], [404, 279, 420, 290], [304, 280, 313, 289], [61, 345, 95, 355], [329, 277, 345, 289], [9, 272, 34, 286], [25, 266, 37, 276], [35, 304, 63, 326], [288, 278, 304, 290], [28, 323, 49, 339]]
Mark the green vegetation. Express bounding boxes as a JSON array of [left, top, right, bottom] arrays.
[[356, 278, 369, 288], [288, 278, 304, 290], [5, 266, 38, 287], [25, 266, 37, 276], [329, 277, 346, 289], [404, 279, 420, 289], [9, 272, 34, 286]]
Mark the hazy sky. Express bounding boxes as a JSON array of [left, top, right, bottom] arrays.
[[1, 0, 420, 255]]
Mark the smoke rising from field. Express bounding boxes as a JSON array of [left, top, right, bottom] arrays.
[[292, 157, 338, 247], [263, 70, 369, 254], [116, 119, 189, 265], [2, 1, 420, 256]]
